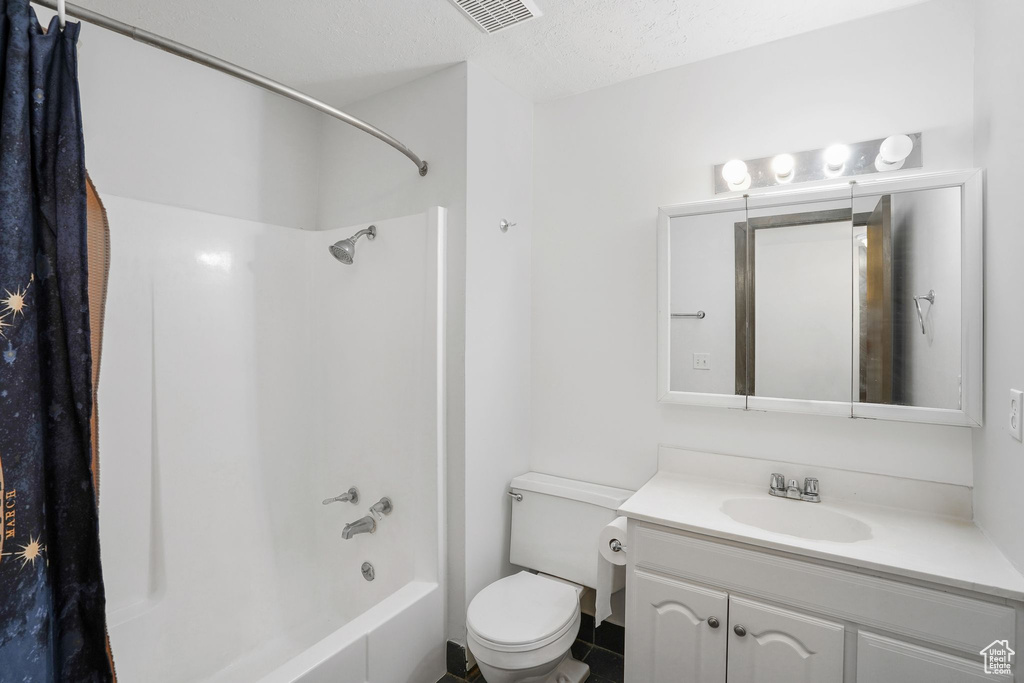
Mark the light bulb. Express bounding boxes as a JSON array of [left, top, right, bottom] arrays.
[[875, 134, 914, 171], [772, 154, 795, 180], [722, 159, 750, 188], [824, 144, 850, 172], [879, 135, 913, 164]]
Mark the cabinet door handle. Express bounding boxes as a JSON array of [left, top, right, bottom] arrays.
[[707, 617, 720, 629], [733, 624, 747, 637]]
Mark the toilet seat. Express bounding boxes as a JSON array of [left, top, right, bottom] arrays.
[[467, 572, 580, 653]]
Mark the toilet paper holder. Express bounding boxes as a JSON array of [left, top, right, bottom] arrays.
[[608, 538, 626, 554]]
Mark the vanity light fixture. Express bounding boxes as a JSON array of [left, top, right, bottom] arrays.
[[721, 159, 751, 190], [771, 154, 795, 182], [875, 134, 915, 172], [712, 133, 923, 194], [823, 144, 850, 175]]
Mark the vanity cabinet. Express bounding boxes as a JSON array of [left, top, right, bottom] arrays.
[[630, 571, 843, 683], [726, 596, 843, 683], [856, 632, 999, 682], [631, 572, 728, 682], [625, 521, 1018, 683]]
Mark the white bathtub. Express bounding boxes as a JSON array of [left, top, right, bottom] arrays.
[[251, 582, 443, 683], [97, 199, 447, 682]]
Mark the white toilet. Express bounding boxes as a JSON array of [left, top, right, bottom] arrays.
[[466, 473, 633, 683]]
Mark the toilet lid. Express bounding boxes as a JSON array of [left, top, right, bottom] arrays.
[[467, 572, 579, 649]]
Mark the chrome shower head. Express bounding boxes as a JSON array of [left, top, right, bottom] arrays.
[[328, 225, 376, 264]]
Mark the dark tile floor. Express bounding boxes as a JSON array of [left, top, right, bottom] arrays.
[[435, 638, 624, 683]]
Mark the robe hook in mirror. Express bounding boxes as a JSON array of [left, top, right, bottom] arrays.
[[913, 289, 935, 335]]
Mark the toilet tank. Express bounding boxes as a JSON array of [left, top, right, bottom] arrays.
[[509, 472, 633, 589]]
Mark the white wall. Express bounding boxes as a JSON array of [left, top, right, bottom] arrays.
[[755, 222, 853, 403], [972, 0, 1024, 571], [69, 9, 321, 228], [532, 0, 977, 491], [462, 62, 534, 631]]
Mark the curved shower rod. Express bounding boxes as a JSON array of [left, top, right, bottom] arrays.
[[32, 0, 429, 177]]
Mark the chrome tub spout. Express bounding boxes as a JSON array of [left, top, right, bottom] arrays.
[[342, 515, 376, 539]]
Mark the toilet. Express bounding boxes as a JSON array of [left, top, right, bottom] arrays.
[[466, 473, 633, 683]]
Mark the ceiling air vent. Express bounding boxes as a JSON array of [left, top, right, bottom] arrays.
[[448, 0, 542, 34]]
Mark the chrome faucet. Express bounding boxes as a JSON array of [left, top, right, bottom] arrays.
[[769, 473, 820, 503], [342, 515, 376, 539]]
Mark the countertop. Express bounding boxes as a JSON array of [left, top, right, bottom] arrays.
[[618, 470, 1024, 602]]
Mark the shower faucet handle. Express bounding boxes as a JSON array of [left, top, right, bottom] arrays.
[[369, 497, 393, 520], [322, 487, 359, 505]]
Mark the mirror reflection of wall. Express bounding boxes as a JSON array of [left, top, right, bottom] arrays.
[[668, 209, 742, 395], [745, 202, 855, 403], [854, 187, 962, 410]]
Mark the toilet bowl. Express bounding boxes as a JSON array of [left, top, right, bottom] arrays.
[[466, 572, 589, 683], [465, 473, 633, 682]]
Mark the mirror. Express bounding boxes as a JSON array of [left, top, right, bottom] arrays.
[[742, 197, 854, 405], [851, 187, 962, 411], [658, 170, 982, 426], [668, 207, 744, 399]]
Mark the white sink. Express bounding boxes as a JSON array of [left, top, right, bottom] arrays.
[[721, 497, 872, 543]]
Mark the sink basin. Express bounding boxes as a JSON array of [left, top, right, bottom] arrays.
[[721, 497, 872, 543]]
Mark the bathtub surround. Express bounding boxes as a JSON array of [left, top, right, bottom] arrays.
[[98, 201, 446, 681]]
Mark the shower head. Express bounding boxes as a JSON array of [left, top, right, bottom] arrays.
[[328, 225, 376, 264]]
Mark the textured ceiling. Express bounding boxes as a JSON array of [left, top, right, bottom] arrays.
[[71, 0, 925, 106]]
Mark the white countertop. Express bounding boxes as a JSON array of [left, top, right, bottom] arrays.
[[618, 470, 1024, 602]]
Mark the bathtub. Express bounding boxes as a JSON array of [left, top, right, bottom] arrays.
[[97, 199, 447, 682]]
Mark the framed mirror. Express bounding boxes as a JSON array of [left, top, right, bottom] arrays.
[[657, 169, 982, 426]]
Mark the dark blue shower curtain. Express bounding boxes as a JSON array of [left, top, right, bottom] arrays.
[[0, 1, 114, 680]]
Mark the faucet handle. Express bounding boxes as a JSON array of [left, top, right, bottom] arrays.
[[801, 478, 821, 503], [369, 497, 393, 520], [323, 487, 359, 505], [770, 473, 786, 492]]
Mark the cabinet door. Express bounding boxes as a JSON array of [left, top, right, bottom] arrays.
[[626, 570, 728, 683], [726, 596, 843, 683], [857, 632, 1010, 682]]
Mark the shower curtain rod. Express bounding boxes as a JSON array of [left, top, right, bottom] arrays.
[[32, 0, 429, 176]]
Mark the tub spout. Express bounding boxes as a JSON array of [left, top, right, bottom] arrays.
[[342, 515, 376, 539]]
